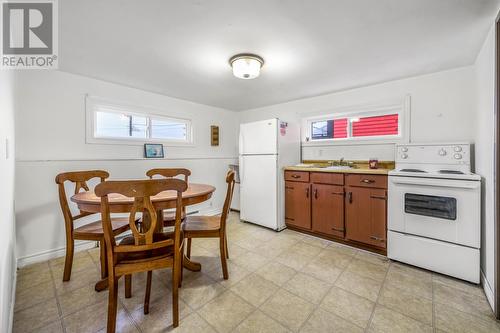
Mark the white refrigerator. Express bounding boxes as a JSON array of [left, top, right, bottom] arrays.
[[239, 118, 300, 230]]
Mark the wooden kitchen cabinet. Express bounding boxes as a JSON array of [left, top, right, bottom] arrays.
[[284, 181, 311, 229], [345, 186, 387, 249], [311, 184, 345, 238], [284, 170, 387, 254]]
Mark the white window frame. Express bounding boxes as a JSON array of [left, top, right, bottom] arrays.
[[85, 95, 194, 146], [302, 95, 411, 146]]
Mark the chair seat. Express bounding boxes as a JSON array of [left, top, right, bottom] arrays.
[[182, 215, 221, 236], [117, 232, 175, 264], [162, 210, 187, 226], [74, 217, 130, 240]]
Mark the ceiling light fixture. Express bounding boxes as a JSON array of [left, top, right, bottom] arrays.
[[229, 54, 264, 79]]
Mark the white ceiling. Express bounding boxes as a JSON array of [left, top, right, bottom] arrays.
[[60, 0, 500, 111]]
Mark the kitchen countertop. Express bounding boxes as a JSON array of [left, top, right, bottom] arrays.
[[284, 165, 392, 175]]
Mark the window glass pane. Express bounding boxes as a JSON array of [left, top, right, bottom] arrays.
[[311, 120, 331, 139], [130, 115, 148, 138], [311, 118, 347, 140], [351, 114, 399, 137], [95, 111, 147, 138], [332, 118, 348, 138], [151, 118, 187, 140], [95, 111, 130, 138]]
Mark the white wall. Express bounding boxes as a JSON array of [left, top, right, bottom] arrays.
[[239, 66, 477, 161], [0, 71, 17, 332], [15, 70, 239, 265], [474, 24, 496, 308]]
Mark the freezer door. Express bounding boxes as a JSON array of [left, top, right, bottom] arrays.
[[239, 154, 278, 229], [239, 119, 278, 155]]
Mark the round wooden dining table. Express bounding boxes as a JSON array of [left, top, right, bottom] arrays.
[[70, 183, 216, 291]]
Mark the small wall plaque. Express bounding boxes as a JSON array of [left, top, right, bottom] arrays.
[[211, 125, 219, 146], [144, 143, 164, 158]]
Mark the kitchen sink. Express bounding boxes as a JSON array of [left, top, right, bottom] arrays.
[[319, 165, 353, 170]]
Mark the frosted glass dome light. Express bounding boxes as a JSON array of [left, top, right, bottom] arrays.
[[229, 54, 264, 79]]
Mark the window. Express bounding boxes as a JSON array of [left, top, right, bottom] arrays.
[[304, 97, 410, 144], [310, 113, 399, 141], [86, 96, 192, 145]]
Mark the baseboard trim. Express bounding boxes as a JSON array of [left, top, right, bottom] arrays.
[[17, 241, 96, 268], [481, 269, 495, 311], [16, 207, 222, 268]]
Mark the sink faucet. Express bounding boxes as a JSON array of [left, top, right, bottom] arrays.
[[339, 157, 345, 166]]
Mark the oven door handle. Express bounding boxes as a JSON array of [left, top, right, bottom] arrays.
[[390, 177, 479, 189]]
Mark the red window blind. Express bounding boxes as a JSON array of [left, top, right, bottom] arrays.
[[332, 118, 348, 138], [352, 114, 398, 137]]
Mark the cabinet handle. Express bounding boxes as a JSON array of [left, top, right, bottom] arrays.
[[370, 236, 385, 242], [332, 227, 344, 232], [291, 174, 301, 179], [285, 186, 294, 190], [314, 188, 318, 199], [347, 192, 352, 203], [306, 187, 310, 198], [361, 179, 375, 184], [370, 195, 386, 200]]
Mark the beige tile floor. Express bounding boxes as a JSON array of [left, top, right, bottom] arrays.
[[13, 212, 500, 333]]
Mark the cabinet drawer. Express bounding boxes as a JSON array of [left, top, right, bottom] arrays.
[[285, 171, 310, 182], [310, 172, 344, 185], [345, 174, 387, 189]]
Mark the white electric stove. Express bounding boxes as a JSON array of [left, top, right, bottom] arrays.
[[387, 143, 481, 283]]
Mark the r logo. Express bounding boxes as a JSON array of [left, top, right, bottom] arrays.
[[2, 2, 53, 54]]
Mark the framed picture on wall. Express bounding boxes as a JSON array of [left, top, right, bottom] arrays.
[[144, 144, 164, 158]]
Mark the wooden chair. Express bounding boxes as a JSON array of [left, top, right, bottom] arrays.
[[183, 170, 235, 279], [55, 170, 130, 282], [95, 178, 186, 333], [146, 168, 191, 225]]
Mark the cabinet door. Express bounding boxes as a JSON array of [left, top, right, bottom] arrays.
[[285, 181, 311, 230], [368, 188, 387, 248], [311, 184, 345, 238], [345, 187, 387, 249]]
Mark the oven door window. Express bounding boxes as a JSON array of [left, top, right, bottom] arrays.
[[404, 193, 457, 220]]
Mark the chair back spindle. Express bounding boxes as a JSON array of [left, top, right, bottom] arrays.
[[95, 178, 187, 253]]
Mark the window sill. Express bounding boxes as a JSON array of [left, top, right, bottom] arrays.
[[86, 138, 196, 147]]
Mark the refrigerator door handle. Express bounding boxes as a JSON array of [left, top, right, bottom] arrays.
[[239, 157, 244, 185]]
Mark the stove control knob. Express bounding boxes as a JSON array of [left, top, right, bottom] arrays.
[[454, 146, 462, 152], [401, 153, 408, 159], [438, 149, 447, 156], [454, 153, 462, 160], [401, 147, 408, 152]]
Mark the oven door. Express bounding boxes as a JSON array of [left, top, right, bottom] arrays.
[[388, 176, 480, 248]]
